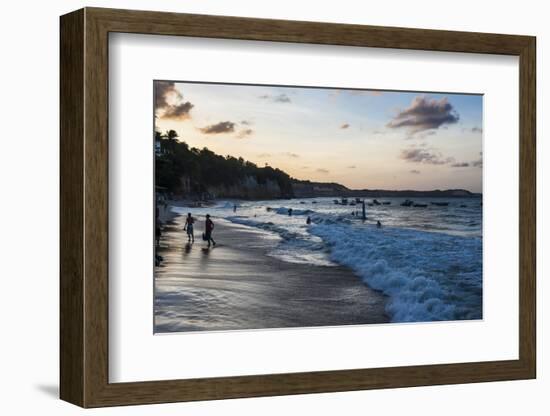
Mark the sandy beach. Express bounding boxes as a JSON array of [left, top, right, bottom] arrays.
[[154, 209, 388, 333]]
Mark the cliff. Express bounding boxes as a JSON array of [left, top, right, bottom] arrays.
[[292, 181, 350, 198], [155, 138, 293, 199], [347, 188, 481, 198], [207, 176, 285, 199], [291, 180, 479, 199]]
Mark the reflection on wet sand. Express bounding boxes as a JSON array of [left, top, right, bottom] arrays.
[[154, 214, 388, 333]]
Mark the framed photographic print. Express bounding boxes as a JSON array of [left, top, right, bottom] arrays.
[[60, 7, 536, 408]]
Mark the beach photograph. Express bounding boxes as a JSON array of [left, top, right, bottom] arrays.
[[153, 80, 483, 333]]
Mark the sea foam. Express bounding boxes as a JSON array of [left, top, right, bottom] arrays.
[[309, 219, 482, 322]]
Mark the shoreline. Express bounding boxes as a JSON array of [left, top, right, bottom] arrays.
[[157, 199, 214, 224], [154, 211, 389, 333]]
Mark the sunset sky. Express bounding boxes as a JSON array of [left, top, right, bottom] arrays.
[[154, 81, 483, 192]]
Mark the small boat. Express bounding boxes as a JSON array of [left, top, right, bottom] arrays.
[[372, 199, 381, 206], [349, 201, 357, 206], [382, 201, 391, 205], [341, 197, 349, 205], [333, 199, 340, 204], [300, 201, 306, 204], [413, 203, 428, 208], [355, 197, 362, 203], [367, 203, 374, 207], [312, 201, 318, 204], [460, 204, 467, 208], [430, 202, 449, 207], [401, 199, 414, 207]]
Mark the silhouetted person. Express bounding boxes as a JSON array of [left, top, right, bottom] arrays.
[[155, 218, 161, 247], [377, 220, 382, 228], [306, 216, 312, 225], [288, 208, 293, 216], [233, 204, 237, 213], [204, 214, 216, 247], [183, 212, 195, 243]]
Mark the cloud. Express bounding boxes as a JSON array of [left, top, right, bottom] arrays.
[[155, 81, 180, 108], [162, 102, 194, 120], [199, 121, 236, 134], [236, 128, 254, 139], [371, 129, 386, 136], [259, 93, 291, 103], [316, 168, 330, 174], [410, 169, 421, 174], [400, 148, 454, 165], [260, 151, 300, 158], [470, 152, 483, 168], [241, 120, 253, 125], [407, 130, 437, 140], [155, 81, 194, 120], [387, 96, 459, 134], [274, 94, 291, 103], [462, 126, 483, 134], [401, 146, 474, 168], [340, 123, 350, 129]]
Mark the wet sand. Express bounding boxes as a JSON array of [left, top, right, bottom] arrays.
[[154, 213, 388, 332]]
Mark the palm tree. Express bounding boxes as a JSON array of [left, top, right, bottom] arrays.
[[166, 129, 178, 140], [164, 129, 179, 153]]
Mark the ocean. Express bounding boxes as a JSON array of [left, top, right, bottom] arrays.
[[172, 196, 482, 324]]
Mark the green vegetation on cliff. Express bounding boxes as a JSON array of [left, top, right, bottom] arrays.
[[155, 133, 293, 198]]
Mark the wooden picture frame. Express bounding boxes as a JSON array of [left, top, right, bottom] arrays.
[[60, 7, 536, 408]]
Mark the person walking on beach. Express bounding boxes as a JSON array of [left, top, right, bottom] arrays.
[[233, 203, 237, 213], [183, 212, 195, 243], [204, 214, 216, 247]]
